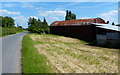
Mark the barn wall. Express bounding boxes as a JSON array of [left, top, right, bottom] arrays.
[[50, 25, 96, 41], [96, 27, 120, 48]]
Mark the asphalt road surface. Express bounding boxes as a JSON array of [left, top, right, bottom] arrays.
[[2, 32, 27, 73]]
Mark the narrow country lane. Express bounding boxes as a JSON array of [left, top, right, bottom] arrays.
[[2, 32, 27, 74]]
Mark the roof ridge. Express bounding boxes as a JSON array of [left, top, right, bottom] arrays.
[[50, 18, 105, 26]]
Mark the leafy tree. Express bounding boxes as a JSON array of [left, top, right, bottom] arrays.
[[65, 10, 76, 20], [43, 18, 48, 25], [106, 21, 109, 24], [0, 16, 2, 27], [28, 17, 39, 32], [2, 16, 14, 28], [69, 11, 72, 17], [28, 17, 49, 34], [38, 19, 42, 25], [28, 17, 33, 26], [1, 16, 23, 36], [18, 26, 22, 29], [112, 22, 115, 25], [71, 14, 76, 20], [66, 10, 69, 16], [65, 15, 71, 20]]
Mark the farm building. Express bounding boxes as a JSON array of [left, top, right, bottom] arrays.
[[50, 18, 106, 41], [50, 18, 120, 47], [94, 23, 120, 47]]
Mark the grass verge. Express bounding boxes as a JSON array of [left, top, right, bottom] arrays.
[[21, 35, 54, 73], [0, 27, 24, 37]]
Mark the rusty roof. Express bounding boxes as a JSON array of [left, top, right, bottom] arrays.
[[50, 18, 106, 26]]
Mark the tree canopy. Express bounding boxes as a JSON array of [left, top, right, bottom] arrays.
[[1, 16, 15, 28], [65, 10, 76, 20], [28, 17, 49, 34], [0, 16, 24, 36], [112, 22, 115, 25]]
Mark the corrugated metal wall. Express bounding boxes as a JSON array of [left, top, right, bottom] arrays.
[[50, 25, 96, 41], [96, 27, 120, 48]]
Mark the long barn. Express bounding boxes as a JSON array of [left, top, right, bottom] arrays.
[[50, 18, 106, 41]]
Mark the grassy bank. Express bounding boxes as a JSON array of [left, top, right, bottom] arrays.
[[21, 35, 54, 73], [0, 27, 23, 37], [22, 34, 118, 73]]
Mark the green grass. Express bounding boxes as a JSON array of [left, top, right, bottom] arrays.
[[30, 34, 118, 73], [21, 35, 54, 73], [0, 27, 24, 37], [22, 34, 118, 73]]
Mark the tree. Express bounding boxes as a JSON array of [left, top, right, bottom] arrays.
[[65, 10, 76, 20], [106, 21, 109, 24], [43, 18, 48, 25], [38, 19, 42, 25], [112, 22, 115, 25], [0, 16, 2, 27], [2, 16, 14, 28], [68, 11, 72, 17], [65, 15, 71, 20], [28, 17, 37, 32], [66, 10, 69, 16], [28, 17, 49, 34], [28, 17, 33, 26], [71, 14, 76, 20], [18, 26, 22, 29]]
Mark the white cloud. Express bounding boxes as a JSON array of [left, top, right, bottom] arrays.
[[79, 17, 91, 19], [99, 10, 118, 17], [13, 16, 28, 28], [3, 3, 42, 9], [98, 10, 118, 24], [29, 16, 39, 20], [0, 9, 20, 15], [3, 3, 17, 7], [38, 11, 66, 17], [52, 17, 60, 20], [14, 16, 26, 20], [37, 10, 65, 25], [13, 16, 40, 28], [21, 3, 34, 8], [21, 3, 40, 9], [47, 16, 60, 24]]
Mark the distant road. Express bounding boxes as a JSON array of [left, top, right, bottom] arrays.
[[2, 32, 27, 73]]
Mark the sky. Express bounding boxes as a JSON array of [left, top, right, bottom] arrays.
[[1, 2, 119, 28], [2, 0, 120, 2]]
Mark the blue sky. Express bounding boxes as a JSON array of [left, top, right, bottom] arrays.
[[1, 2, 118, 28]]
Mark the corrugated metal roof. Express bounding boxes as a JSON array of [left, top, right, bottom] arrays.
[[50, 18, 106, 26], [93, 23, 120, 32]]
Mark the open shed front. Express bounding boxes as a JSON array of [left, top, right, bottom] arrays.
[[94, 23, 120, 48]]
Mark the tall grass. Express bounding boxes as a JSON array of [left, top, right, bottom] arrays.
[[29, 34, 118, 73], [0, 27, 23, 37], [21, 35, 54, 73]]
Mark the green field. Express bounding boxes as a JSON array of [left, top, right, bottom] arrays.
[[22, 34, 119, 73]]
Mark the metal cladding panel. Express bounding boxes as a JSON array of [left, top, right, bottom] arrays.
[[50, 18, 106, 41], [107, 32, 119, 40], [50, 25, 96, 41]]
